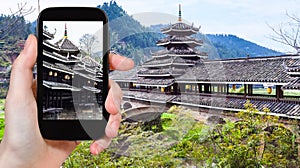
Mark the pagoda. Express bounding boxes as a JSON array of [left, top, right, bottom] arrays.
[[135, 4, 207, 93], [42, 24, 103, 120]]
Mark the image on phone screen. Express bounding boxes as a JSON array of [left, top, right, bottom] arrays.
[[41, 21, 104, 120]]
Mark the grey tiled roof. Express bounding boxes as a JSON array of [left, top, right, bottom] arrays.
[[134, 77, 175, 86], [123, 90, 176, 102], [110, 68, 138, 81], [81, 56, 101, 67], [138, 67, 185, 77], [123, 90, 300, 117], [173, 94, 300, 116], [176, 56, 295, 83], [55, 38, 79, 52], [152, 47, 205, 57], [157, 36, 203, 48], [113, 56, 299, 84], [43, 31, 55, 40], [142, 56, 201, 67], [161, 22, 199, 34], [282, 77, 300, 90]]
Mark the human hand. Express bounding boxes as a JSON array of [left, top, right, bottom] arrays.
[[0, 35, 134, 167]]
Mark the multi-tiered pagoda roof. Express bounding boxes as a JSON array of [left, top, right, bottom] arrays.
[[161, 22, 200, 36], [136, 4, 206, 81]]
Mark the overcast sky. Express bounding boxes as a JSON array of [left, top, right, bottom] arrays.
[[1, 0, 300, 53]]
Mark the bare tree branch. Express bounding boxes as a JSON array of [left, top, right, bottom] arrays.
[[0, 2, 35, 40], [268, 12, 300, 53]]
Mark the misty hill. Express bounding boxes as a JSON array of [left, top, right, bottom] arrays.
[[205, 34, 282, 59]]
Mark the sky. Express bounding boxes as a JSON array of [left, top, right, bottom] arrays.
[[44, 21, 103, 47], [1, 0, 300, 53]]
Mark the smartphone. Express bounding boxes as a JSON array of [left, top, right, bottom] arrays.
[[37, 7, 109, 140]]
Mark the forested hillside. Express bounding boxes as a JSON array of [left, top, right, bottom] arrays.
[[206, 34, 281, 59], [0, 15, 31, 66], [98, 1, 163, 65]]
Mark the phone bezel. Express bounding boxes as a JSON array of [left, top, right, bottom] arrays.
[[37, 7, 109, 140]]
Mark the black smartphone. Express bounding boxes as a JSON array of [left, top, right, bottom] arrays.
[[37, 7, 109, 140]]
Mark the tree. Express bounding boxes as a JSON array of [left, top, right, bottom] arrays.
[[269, 13, 300, 54], [79, 33, 98, 57], [192, 101, 299, 167], [0, 2, 34, 40]]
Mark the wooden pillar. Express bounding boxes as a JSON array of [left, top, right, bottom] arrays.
[[204, 84, 210, 93], [198, 83, 201, 93], [244, 84, 247, 98], [226, 84, 229, 94], [129, 82, 133, 89], [173, 83, 178, 94], [248, 84, 253, 96], [276, 85, 284, 100]]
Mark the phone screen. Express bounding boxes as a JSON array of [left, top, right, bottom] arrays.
[[41, 21, 104, 120]]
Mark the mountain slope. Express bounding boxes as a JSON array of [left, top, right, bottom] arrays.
[[205, 34, 282, 59], [98, 1, 162, 65]]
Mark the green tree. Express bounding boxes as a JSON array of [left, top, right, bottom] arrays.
[[192, 101, 299, 167]]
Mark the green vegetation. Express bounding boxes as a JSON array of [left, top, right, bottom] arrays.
[[284, 90, 300, 97], [63, 103, 299, 167], [0, 99, 5, 111], [98, 1, 163, 65], [0, 99, 5, 140], [0, 118, 4, 141], [205, 34, 282, 59]]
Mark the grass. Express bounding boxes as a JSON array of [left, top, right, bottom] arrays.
[[161, 112, 177, 130]]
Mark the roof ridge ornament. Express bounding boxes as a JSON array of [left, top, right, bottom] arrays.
[[64, 23, 68, 38], [178, 4, 182, 22]]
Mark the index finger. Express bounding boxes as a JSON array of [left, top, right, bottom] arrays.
[[109, 52, 134, 71]]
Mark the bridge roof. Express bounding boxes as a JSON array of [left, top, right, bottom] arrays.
[[112, 55, 300, 85], [175, 55, 298, 84], [123, 90, 300, 119]]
